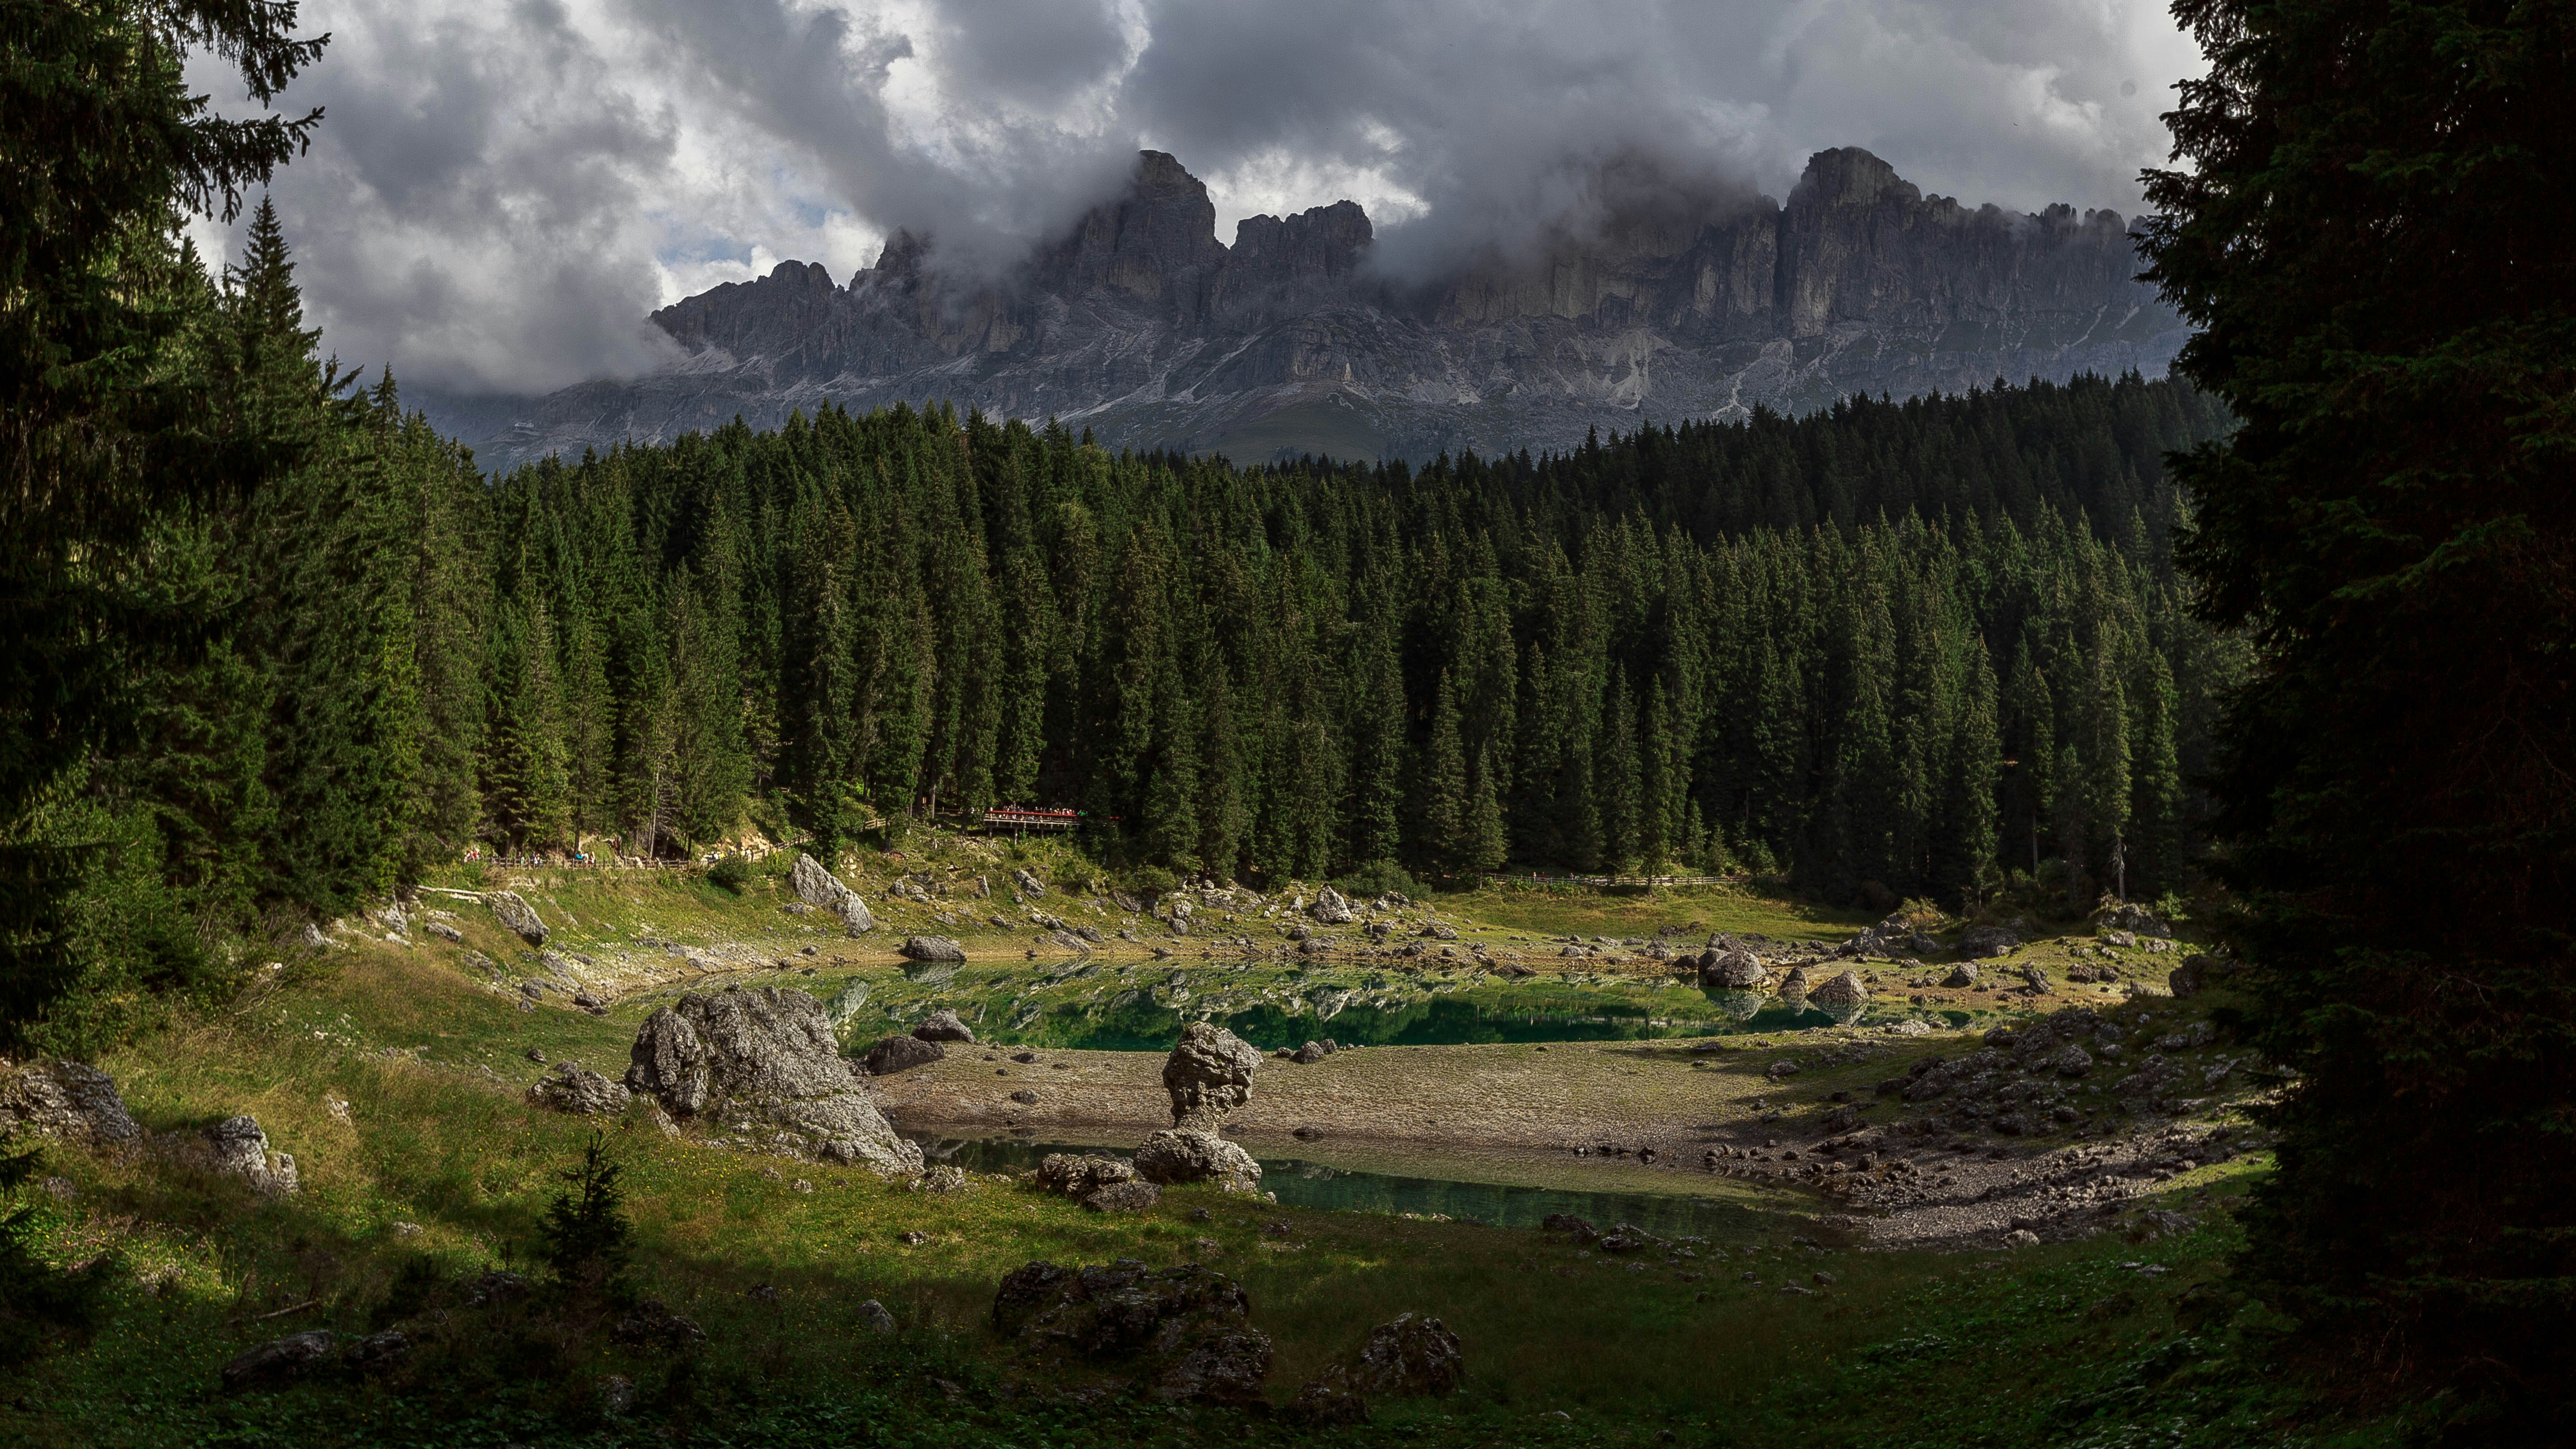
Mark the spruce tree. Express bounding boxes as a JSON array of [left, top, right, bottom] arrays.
[[1416, 671, 1468, 875], [2143, 0, 2576, 1398]]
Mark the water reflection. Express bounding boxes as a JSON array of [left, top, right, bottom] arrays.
[[903, 1131, 1767, 1239]]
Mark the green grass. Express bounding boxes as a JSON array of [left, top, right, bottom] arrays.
[[1448, 879, 1875, 944], [0, 863, 2393, 1448]]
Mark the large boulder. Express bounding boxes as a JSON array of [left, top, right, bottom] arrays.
[[1309, 888, 1356, 925], [913, 1008, 975, 1043], [1012, 868, 1048, 898], [863, 1035, 946, 1075], [1776, 965, 1816, 1003], [485, 891, 549, 946], [1957, 926, 2019, 959], [1697, 948, 1769, 990], [623, 986, 923, 1174], [991, 1259, 1271, 1406], [790, 853, 877, 935], [0, 1059, 142, 1145], [898, 936, 967, 963], [1134, 1129, 1263, 1192], [1809, 970, 1869, 1010], [529, 1062, 631, 1115], [1162, 1022, 1259, 1130], [1351, 1313, 1465, 1397]]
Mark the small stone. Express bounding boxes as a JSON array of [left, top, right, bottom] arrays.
[[857, 1299, 897, 1334], [220, 1330, 339, 1390]]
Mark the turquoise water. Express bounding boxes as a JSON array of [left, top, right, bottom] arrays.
[[904, 1131, 1767, 1239], [981, 990, 1894, 1052]]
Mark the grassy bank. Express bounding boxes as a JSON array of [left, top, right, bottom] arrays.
[[0, 862, 2399, 1447]]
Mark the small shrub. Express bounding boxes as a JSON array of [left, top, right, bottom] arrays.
[[1123, 864, 1177, 898], [706, 856, 753, 893], [1336, 860, 1417, 900]]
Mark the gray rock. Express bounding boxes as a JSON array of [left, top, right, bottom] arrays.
[[991, 1258, 1270, 1406], [1941, 963, 1981, 988], [1013, 868, 1048, 898], [1957, 926, 2019, 959], [221, 1330, 339, 1390], [426, 921, 464, 944], [1350, 1313, 1464, 1397], [0, 1059, 142, 1145], [1162, 1021, 1259, 1130], [623, 987, 924, 1174], [1291, 1040, 1326, 1064], [913, 1008, 975, 1043], [1134, 1129, 1264, 1192], [1698, 948, 1769, 989], [862, 1035, 946, 1076], [1083, 1180, 1163, 1213], [189, 1116, 297, 1195], [2097, 902, 2173, 938], [600, 1373, 638, 1414], [344, 1328, 411, 1371], [1809, 969, 1868, 1008], [2052, 1045, 2095, 1078], [898, 936, 967, 963], [466, 1269, 530, 1305], [1036, 1153, 1138, 1198], [1310, 887, 1356, 925], [613, 1300, 709, 1350], [530, 1062, 631, 1115], [790, 852, 877, 935], [485, 891, 549, 946], [1777, 965, 1815, 1002], [857, 1299, 897, 1334]]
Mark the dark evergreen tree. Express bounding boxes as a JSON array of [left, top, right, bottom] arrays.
[[2142, 0, 2576, 1407]]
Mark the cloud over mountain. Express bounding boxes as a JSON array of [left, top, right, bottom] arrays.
[[206, 0, 2199, 397]]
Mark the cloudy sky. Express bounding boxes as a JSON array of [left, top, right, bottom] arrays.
[[194, 0, 2204, 398]]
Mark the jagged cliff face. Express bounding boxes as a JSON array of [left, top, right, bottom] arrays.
[[476, 148, 2185, 467]]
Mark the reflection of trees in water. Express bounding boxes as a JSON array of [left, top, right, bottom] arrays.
[[876, 974, 1859, 1052], [1014, 995, 1736, 1051]]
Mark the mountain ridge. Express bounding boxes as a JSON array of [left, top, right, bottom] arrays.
[[453, 148, 2187, 468]]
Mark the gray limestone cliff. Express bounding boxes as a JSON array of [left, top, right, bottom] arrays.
[[457, 148, 2185, 468]]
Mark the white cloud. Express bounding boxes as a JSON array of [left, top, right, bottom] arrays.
[[206, 0, 2203, 394]]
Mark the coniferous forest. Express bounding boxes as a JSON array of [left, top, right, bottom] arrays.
[[5, 199, 2239, 1049]]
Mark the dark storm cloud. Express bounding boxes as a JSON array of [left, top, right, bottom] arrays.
[[222, 0, 2195, 395]]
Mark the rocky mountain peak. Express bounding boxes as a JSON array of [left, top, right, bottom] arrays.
[[466, 148, 2187, 470]]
